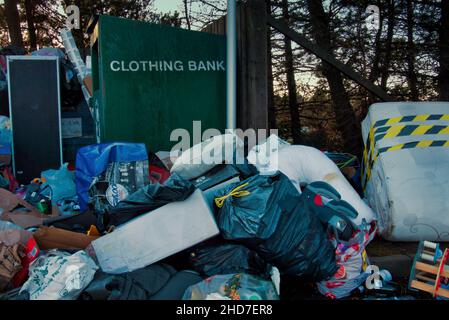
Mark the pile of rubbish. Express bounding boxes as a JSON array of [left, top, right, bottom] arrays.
[[1, 126, 447, 301]]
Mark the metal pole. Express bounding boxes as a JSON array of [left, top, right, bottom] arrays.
[[226, 0, 237, 130]]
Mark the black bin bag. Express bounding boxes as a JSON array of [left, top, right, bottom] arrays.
[[188, 240, 272, 279], [215, 172, 338, 281], [105, 173, 195, 228]]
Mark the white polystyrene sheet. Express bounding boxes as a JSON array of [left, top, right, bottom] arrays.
[[362, 102, 449, 241], [91, 189, 220, 273]]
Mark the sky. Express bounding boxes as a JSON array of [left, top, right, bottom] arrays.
[[153, 0, 182, 13], [0, 0, 182, 12]]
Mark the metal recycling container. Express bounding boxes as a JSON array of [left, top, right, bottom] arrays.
[[89, 15, 226, 152], [361, 102, 449, 241]]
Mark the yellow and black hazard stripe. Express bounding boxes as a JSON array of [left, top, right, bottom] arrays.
[[373, 114, 449, 128], [363, 140, 449, 188], [362, 114, 449, 179], [373, 124, 449, 144], [363, 123, 449, 168]]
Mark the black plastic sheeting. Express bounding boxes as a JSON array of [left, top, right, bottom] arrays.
[[188, 240, 272, 279], [105, 173, 195, 228], [215, 172, 338, 281]]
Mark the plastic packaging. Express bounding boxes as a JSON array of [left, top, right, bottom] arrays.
[[0, 116, 11, 144], [91, 189, 220, 274], [215, 172, 338, 280], [246, 134, 290, 174], [362, 102, 449, 241], [75, 142, 149, 213], [20, 250, 98, 300], [188, 242, 272, 278], [249, 145, 375, 225], [106, 173, 195, 228], [171, 133, 245, 180], [183, 273, 279, 300], [41, 163, 76, 205], [0, 221, 23, 232]]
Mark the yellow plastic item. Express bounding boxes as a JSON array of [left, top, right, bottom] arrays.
[[214, 182, 251, 208]]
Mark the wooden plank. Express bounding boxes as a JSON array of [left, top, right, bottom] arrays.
[[201, 1, 269, 132], [416, 261, 449, 278], [411, 280, 449, 298], [411, 280, 435, 294], [267, 16, 395, 102], [415, 274, 437, 283], [240, 0, 268, 131], [436, 288, 449, 299]]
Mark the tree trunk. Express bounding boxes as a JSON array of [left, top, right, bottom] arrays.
[[4, 0, 24, 48], [380, 0, 395, 90], [282, 0, 301, 144], [306, 0, 361, 155], [183, 0, 191, 30], [406, 0, 419, 100], [267, 0, 276, 130], [439, 0, 449, 101], [24, 0, 37, 51]]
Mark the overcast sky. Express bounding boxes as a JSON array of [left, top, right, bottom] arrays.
[[154, 0, 182, 13]]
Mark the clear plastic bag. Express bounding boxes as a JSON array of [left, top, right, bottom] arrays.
[[182, 273, 279, 300], [41, 163, 76, 204]]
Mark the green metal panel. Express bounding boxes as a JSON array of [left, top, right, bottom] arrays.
[[91, 15, 226, 152]]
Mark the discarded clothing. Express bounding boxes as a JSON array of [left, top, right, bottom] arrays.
[[317, 222, 377, 299], [215, 172, 338, 280], [80, 264, 202, 300]]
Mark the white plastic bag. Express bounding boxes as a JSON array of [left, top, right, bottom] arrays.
[[20, 250, 98, 300], [247, 134, 290, 175], [171, 133, 244, 180]]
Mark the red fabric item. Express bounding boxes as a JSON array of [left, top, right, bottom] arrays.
[[313, 194, 323, 206], [333, 264, 346, 279], [12, 237, 39, 287]]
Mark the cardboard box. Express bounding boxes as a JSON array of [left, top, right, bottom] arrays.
[[83, 75, 93, 96], [91, 189, 220, 274]]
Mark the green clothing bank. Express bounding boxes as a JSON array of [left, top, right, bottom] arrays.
[[90, 15, 226, 152]]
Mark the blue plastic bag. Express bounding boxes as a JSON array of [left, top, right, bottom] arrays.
[[0, 116, 11, 144], [41, 163, 76, 205], [75, 142, 149, 212]]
